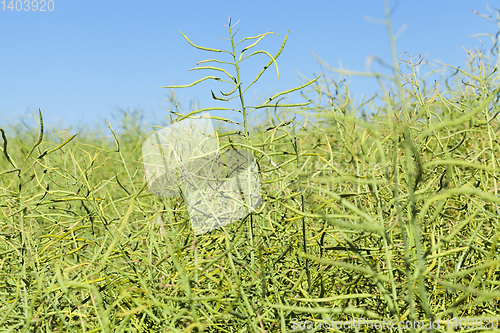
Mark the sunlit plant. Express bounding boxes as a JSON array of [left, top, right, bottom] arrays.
[[151, 18, 322, 239], [160, 17, 321, 138]]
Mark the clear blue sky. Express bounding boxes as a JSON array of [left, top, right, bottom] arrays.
[[1, 0, 498, 133]]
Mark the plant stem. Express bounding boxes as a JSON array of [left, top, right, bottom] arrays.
[[228, 22, 249, 138]]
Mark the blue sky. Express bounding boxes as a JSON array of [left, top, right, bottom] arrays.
[[1, 0, 498, 133]]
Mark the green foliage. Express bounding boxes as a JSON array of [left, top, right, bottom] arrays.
[[160, 17, 320, 138], [2, 4, 500, 332]]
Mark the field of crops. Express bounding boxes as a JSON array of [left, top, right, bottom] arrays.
[[2, 7, 500, 333]]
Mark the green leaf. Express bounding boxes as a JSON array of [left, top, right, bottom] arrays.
[[187, 66, 236, 82], [211, 90, 229, 101], [242, 31, 289, 94], [263, 73, 322, 105], [160, 76, 230, 89], [179, 31, 230, 54], [240, 50, 279, 78], [240, 31, 278, 52]]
